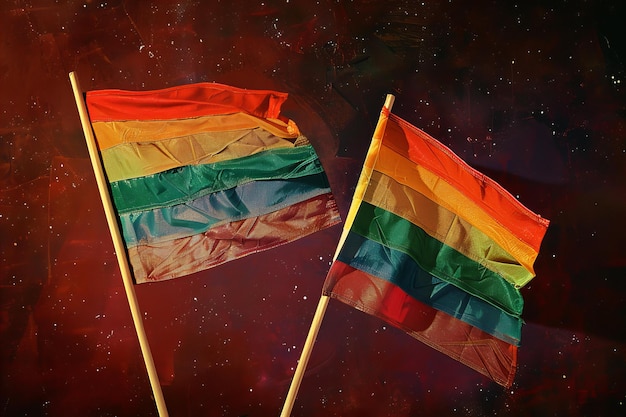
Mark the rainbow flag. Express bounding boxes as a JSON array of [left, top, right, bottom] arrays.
[[85, 83, 341, 283], [323, 101, 549, 387]]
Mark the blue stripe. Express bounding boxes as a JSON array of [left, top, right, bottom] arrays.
[[120, 173, 331, 247], [337, 231, 522, 346]]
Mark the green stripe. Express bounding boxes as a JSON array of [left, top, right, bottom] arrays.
[[110, 145, 323, 214], [351, 201, 524, 317], [120, 173, 332, 247], [364, 171, 534, 287], [336, 233, 522, 345]]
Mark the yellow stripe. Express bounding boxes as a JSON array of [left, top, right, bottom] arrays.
[[372, 144, 539, 277], [92, 112, 299, 150], [101, 128, 299, 182], [364, 171, 534, 287]]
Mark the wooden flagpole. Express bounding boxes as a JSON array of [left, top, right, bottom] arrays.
[[279, 294, 330, 417], [280, 94, 395, 417], [69, 72, 169, 417]]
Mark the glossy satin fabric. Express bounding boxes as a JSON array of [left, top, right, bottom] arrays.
[[85, 82, 341, 282], [120, 173, 334, 247], [323, 106, 549, 387], [323, 262, 518, 388], [110, 145, 324, 214]]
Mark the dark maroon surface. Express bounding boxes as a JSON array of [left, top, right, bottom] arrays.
[[2, 1, 626, 416]]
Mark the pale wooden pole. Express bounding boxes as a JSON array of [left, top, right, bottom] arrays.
[[280, 94, 395, 417], [279, 294, 330, 417], [69, 72, 169, 417]]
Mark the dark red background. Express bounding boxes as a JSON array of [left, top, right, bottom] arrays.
[[2, 1, 625, 416]]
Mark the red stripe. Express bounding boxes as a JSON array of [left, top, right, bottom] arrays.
[[323, 260, 518, 387], [383, 114, 549, 252], [86, 82, 289, 122], [128, 193, 341, 283]]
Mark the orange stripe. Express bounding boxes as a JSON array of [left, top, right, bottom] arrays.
[[92, 112, 299, 150], [384, 114, 549, 252]]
